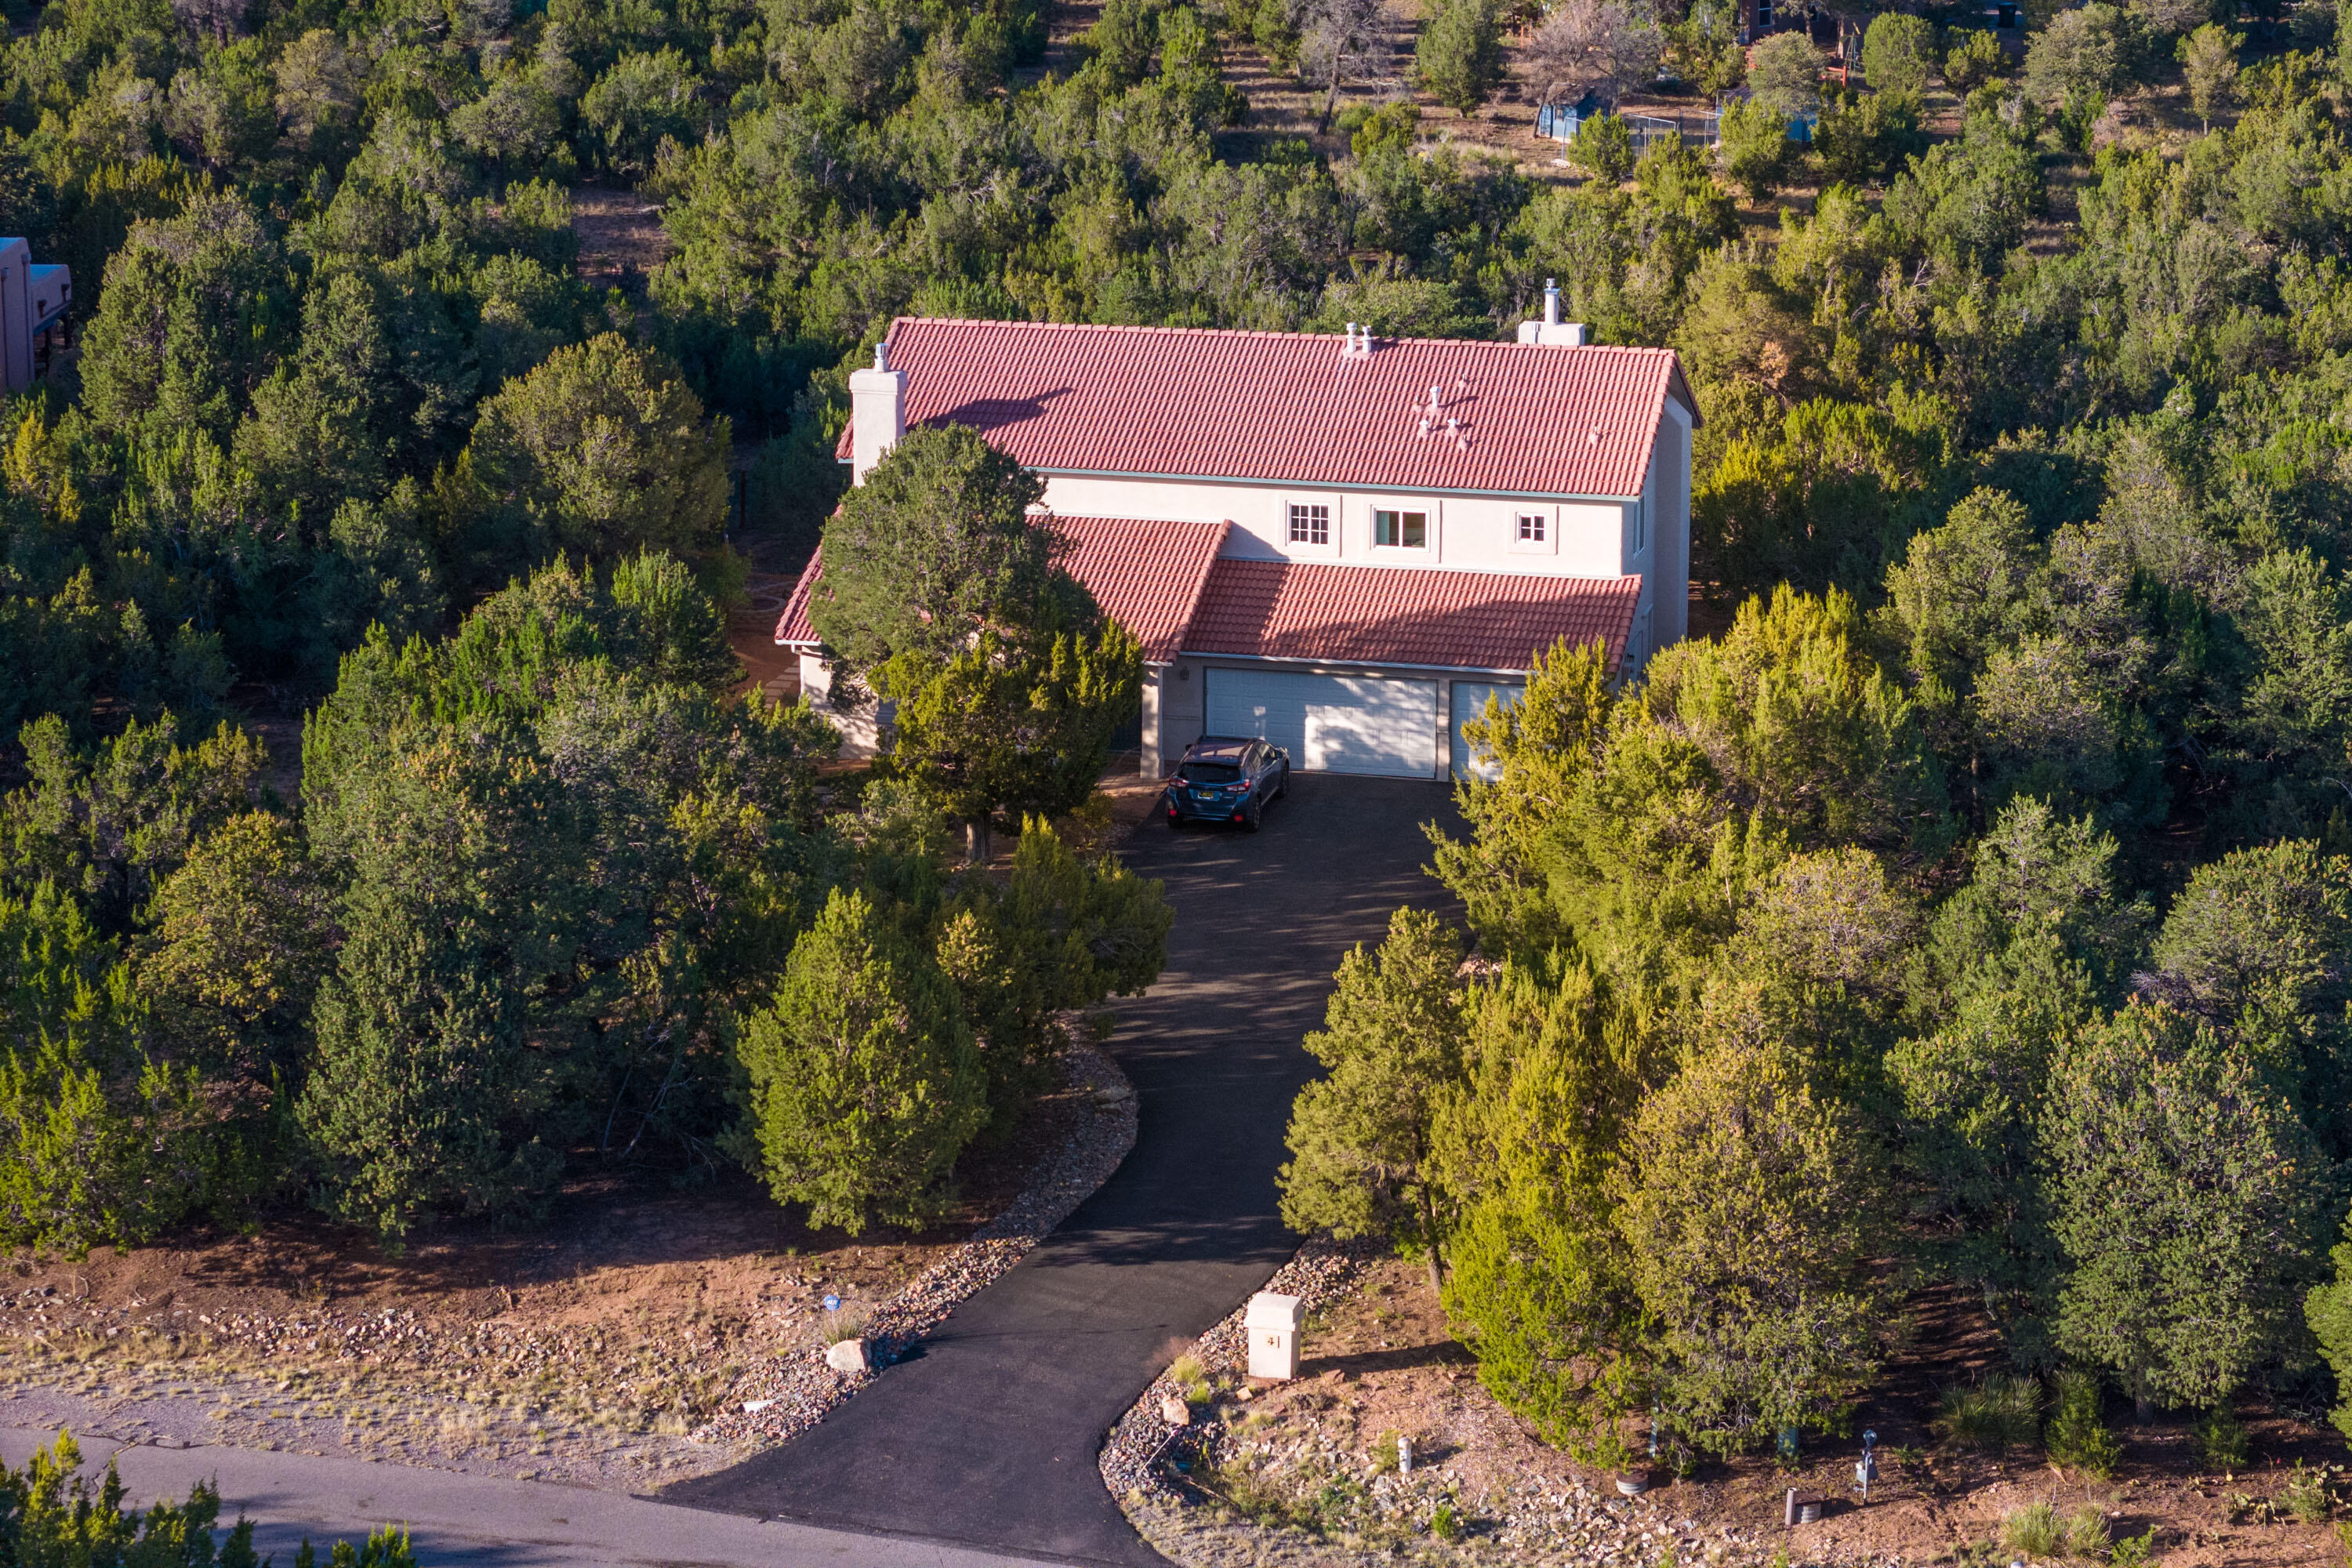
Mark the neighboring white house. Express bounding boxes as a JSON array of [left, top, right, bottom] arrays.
[[775, 291, 1700, 782]]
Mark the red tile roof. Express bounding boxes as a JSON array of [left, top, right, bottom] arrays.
[[773, 515, 1230, 663], [774, 549, 824, 645], [840, 318, 1697, 500], [1183, 560, 1641, 673], [1055, 516, 1230, 662]]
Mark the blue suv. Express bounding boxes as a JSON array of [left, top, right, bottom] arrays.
[[1164, 736, 1290, 831]]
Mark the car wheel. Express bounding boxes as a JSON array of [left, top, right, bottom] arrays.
[[1243, 800, 1263, 833]]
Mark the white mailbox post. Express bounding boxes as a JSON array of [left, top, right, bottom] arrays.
[[1246, 1291, 1305, 1381]]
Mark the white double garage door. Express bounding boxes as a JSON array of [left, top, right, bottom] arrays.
[[1203, 668, 1522, 780]]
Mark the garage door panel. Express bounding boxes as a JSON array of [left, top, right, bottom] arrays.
[[1206, 670, 1437, 779]]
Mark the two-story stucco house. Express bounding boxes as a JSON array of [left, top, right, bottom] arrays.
[[774, 292, 1699, 781]]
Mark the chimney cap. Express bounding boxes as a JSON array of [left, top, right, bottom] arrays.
[[1544, 278, 1561, 327], [873, 341, 890, 373]]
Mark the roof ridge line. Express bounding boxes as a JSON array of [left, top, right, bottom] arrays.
[[891, 314, 1675, 354]]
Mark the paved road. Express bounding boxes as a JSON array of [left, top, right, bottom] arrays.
[[0, 1427, 1062, 1568], [664, 773, 1462, 1566]]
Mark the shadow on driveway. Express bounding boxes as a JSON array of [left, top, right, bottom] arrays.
[[660, 775, 1464, 1566]]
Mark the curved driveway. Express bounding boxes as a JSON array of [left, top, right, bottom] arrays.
[[662, 774, 1463, 1565]]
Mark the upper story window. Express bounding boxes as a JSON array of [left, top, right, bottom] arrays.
[[1632, 498, 1646, 555], [1287, 502, 1330, 546], [1374, 509, 1427, 549], [1516, 513, 1547, 543]]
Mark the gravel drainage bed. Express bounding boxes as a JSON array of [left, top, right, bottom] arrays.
[[695, 1040, 1138, 1447]]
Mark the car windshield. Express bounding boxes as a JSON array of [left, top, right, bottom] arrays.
[[1180, 762, 1243, 783]]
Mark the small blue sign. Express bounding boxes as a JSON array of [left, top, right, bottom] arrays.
[[822, 1294, 841, 1312]]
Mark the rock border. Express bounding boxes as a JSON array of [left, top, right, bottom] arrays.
[[694, 1040, 1139, 1447], [1099, 1242, 1911, 1568], [1099, 1233, 1374, 1502]]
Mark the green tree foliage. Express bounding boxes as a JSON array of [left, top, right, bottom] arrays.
[[1436, 954, 1658, 1465], [1416, 0, 1505, 116], [935, 818, 1172, 1120], [809, 426, 1057, 673], [2024, 2, 2150, 115], [137, 811, 335, 1075], [0, 1431, 415, 1566], [1944, 28, 2007, 93], [298, 858, 563, 1243], [1748, 31, 1824, 113], [2043, 1003, 2326, 1415], [1279, 909, 1471, 1291], [460, 335, 733, 580], [732, 886, 985, 1234], [1569, 111, 1636, 185], [295, 554, 835, 1237], [1433, 588, 1949, 989], [2149, 840, 2352, 1149], [1717, 96, 1793, 200], [1813, 88, 1926, 188], [581, 48, 706, 175], [1861, 13, 1936, 95], [0, 881, 247, 1254], [2176, 24, 2241, 126], [877, 624, 1145, 861], [1, 712, 267, 935], [815, 427, 1142, 855], [1664, 0, 1743, 95], [1611, 1040, 1887, 1456], [2311, 1216, 2352, 1443]]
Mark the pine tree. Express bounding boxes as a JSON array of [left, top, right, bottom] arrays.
[[297, 880, 564, 1243], [2044, 1002, 2325, 1417], [1417, 0, 1505, 116], [877, 624, 1144, 862], [1610, 1040, 1887, 1456], [733, 887, 985, 1234], [809, 425, 1058, 673], [1435, 955, 1659, 1465], [1279, 909, 1471, 1292]]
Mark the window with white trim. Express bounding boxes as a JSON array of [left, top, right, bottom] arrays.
[[1287, 502, 1330, 545], [1374, 508, 1427, 549], [1516, 512, 1546, 543]]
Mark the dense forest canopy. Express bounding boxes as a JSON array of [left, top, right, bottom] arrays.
[[1, 0, 2351, 1467]]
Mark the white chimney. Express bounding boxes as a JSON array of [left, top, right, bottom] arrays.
[[848, 339, 906, 485], [1516, 280, 1589, 347]]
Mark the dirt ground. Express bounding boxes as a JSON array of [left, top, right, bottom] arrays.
[[0, 1083, 1087, 1485], [568, 182, 671, 292], [1143, 1256, 2352, 1566]]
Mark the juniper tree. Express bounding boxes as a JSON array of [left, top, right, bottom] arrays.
[[2044, 1003, 2325, 1417], [1279, 908, 1472, 1293], [732, 887, 985, 1234]]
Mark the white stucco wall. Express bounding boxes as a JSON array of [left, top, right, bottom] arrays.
[[1037, 474, 1641, 579], [1653, 397, 1694, 651], [799, 651, 890, 757]]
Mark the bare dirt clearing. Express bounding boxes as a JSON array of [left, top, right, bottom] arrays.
[[0, 1078, 1090, 1487], [568, 183, 671, 292]]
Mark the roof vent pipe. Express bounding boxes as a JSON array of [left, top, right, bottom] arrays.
[[873, 340, 890, 373], [1544, 279, 1561, 327]]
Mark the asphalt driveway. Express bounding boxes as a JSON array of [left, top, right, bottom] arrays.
[[662, 772, 1464, 1565]]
